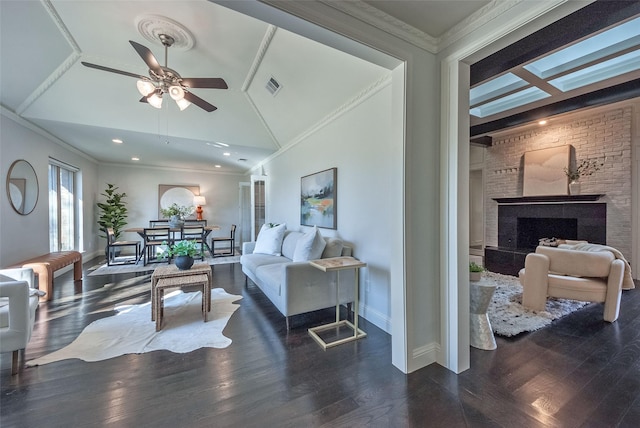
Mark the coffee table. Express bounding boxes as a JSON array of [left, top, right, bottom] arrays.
[[150, 263, 213, 331]]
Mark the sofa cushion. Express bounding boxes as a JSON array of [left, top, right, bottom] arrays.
[[255, 263, 284, 296], [322, 238, 344, 258], [253, 223, 286, 256], [240, 253, 288, 273], [281, 231, 303, 260], [293, 226, 326, 262]]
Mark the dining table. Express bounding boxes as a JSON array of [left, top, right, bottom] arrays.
[[124, 225, 220, 263]]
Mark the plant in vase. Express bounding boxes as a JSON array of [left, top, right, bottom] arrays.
[[97, 183, 129, 258], [157, 239, 202, 270], [469, 262, 485, 282], [160, 203, 195, 228], [563, 158, 604, 195]]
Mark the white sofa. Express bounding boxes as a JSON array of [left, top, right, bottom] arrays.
[[241, 228, 355, 330], [519, 246, 626, 322], [1, 268, 40, 374]]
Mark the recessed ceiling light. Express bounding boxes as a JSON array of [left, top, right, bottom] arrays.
[[216, 142, 229, 147], [538, 120, 547, 125], [214, 165, 221, 168], [131, 157, 140, 161], [223, 152, 230, 156], [112, 138, 123, 144]]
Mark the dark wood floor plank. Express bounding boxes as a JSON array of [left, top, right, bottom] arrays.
[[2, 261, 638, 427]]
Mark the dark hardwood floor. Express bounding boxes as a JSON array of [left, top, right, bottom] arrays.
[[2, 260, 639, 427]]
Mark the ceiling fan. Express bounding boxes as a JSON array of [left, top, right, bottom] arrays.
[[81, 34, 227, 112]]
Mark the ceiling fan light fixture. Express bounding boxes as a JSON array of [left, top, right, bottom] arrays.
[[137, 79, 155, 96], [169, 85, 185, 100], [176, 98, 191, 111], [148, 92, 163, 109]]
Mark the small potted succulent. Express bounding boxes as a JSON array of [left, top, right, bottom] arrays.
[[160, 203, 195, 228], [157, 239, 202, 270], [469, 262, 485, 282]]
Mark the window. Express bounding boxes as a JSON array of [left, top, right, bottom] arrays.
[[49, 159, 78, 252], [470, 16, 640, 119]]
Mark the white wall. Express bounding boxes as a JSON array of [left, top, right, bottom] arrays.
[[259, 83, 396, 331], [97, 165, 244, 246], [0, 113, 99, 266]]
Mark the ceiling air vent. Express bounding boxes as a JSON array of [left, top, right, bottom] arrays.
[[266, 76, 281, 96]]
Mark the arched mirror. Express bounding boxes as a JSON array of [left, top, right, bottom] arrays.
[[7, 159, 39, 215]]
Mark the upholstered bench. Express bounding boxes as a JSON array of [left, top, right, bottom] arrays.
[[9, 251, 82, 301]]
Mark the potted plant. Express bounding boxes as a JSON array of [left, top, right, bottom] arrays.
[[564, 158, 604, 195], [160, 203, 195, 228], [469, 261, 484, 282], [157, 239, 202, 270], [97, 184, 129, 258]]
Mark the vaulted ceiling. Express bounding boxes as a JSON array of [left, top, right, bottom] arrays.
[[0, 0, 391, 173], [2, 1, 638, 172]]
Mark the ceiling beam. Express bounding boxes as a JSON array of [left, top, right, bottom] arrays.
[[470, 78, 640, 137], [470, 0, 640, 86]]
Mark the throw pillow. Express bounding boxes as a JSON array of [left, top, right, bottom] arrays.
[[29, 288, 46, 297], [253, 223, 286, 256], [322, 238, 344, 258], [293, 226, 327, 262]]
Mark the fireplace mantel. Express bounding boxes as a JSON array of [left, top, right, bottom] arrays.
[[493, 194, 604, 204]]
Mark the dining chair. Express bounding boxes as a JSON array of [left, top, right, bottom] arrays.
[[104, 227, 141, 266], [143, 227, 171, 265], [181, 225, 206, 260], [212, 224, 236, 257], [184, 219, 207, 226], [149, 220, 170, 227]]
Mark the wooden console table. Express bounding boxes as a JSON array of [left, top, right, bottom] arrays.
[[308, 256, 367, 349]]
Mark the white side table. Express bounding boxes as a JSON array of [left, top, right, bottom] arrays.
[[308, 257, 367, 349], [469, 278, 497, 350]]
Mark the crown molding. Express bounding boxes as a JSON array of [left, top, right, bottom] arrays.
[[242, 25, 277, 92], [318, 0, 527, 54], [436, 0, 525, 51], [1, 106, 98, 164], [319, 0, 438, 53]]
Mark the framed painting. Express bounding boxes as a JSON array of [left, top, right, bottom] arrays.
[[158, 184, 200, 218], [300, 168, 337, 229], [523, 146, 570, 196]]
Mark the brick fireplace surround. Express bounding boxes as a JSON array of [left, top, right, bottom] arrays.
[[483, 103, 633, 276]]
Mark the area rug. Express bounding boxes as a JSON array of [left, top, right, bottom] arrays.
[[27, 288, 242, 366], [88, 252, 240, 276], [485, 271, 590, 337]]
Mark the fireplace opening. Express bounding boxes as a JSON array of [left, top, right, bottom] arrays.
[[517, 217, 578, 249]]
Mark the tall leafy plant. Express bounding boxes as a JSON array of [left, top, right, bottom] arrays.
[[97, 183, 128, 240]]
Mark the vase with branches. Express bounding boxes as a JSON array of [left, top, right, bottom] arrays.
[[564, 158, 604, 195], [564, 158, 604, 181]]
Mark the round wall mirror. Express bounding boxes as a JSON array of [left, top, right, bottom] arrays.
[[7, 159, 39, 215]]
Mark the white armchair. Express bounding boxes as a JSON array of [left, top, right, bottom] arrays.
[[0, 268, 40, 374], [519, 246, 625, 322]]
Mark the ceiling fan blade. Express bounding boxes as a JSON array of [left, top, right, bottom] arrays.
[[81, 62, 146, 79], [129, 40, 163, 77], [181, 77, 228, 89], [139, 96, 148, 103], [183, 91, 217, 112]]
